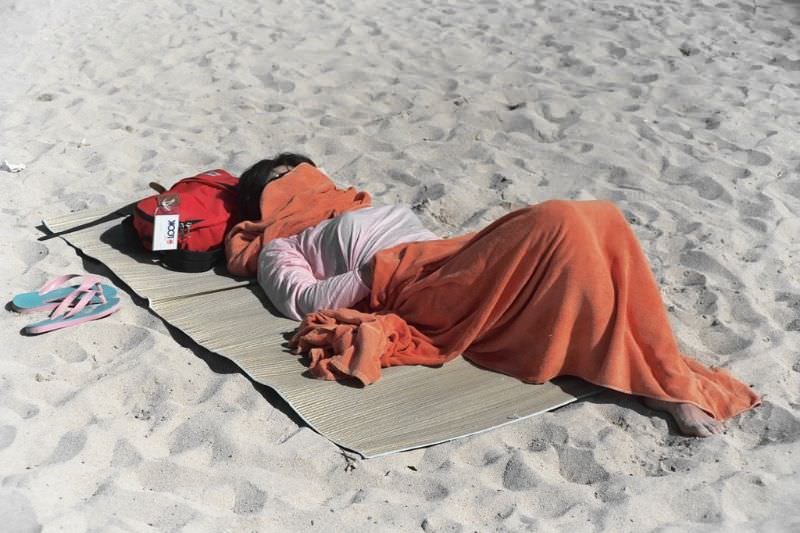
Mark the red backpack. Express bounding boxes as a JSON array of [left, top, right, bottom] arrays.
[[132, 169, 240, 272]]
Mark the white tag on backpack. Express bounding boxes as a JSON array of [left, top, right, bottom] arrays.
[[152, 214, 180, 250], [151, 193, 181, 251]]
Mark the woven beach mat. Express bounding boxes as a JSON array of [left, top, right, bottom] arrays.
[[43, 202, 597, 458]]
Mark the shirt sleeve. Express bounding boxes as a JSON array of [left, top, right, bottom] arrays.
[[257, 236, 370, 321]]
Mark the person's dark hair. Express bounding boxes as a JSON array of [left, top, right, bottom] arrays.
[[238, 152, 316, 221]]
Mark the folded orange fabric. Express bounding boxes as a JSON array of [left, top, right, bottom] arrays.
[[292, 308, 444, 385], [224, 163, 372, 277], [291, 200, 760, 421]]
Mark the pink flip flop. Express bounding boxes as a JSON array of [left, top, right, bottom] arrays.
[[11, 274, 117, 314], [20, 279, 121, 335]]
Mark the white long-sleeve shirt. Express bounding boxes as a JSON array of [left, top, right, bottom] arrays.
[[257, 205, 438, 320]]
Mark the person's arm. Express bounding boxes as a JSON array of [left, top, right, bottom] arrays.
[[258, 236, 370, 321]]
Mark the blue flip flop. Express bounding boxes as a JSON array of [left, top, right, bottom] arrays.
[[22, 296, 121, 335], [11, 275, 117, 314]]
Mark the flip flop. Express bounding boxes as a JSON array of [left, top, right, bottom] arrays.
[[11, 274, 117, 314], [22, 295, 121, 335]]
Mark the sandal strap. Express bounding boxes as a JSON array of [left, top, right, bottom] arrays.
[[50, 282, 104, 319], [39, 274, 101, 295], [62, 290, 99, 319]]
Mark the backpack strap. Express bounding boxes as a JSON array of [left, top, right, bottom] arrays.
[[39, 202, 135, 241], [148, 182, 167, 194]]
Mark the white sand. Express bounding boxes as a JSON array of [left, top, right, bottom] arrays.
[[2, 0, 800, 530]]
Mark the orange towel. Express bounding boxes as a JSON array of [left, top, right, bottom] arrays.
[[225, 163, 371, 277], [292, 200, 760, 421]]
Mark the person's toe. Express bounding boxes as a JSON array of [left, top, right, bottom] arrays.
[[690, 422, 713, 437]]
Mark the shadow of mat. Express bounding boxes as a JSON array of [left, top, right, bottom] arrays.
[[42, 202, 598, 458]]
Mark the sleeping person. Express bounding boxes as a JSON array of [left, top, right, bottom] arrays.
[[225, 153, 760, 438]]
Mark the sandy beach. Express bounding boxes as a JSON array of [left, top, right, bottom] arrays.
[[2, 0, 799, 530]]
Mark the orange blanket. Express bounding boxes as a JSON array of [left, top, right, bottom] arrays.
[[292, 200, 760, 421], [225, 163, 371, 277]]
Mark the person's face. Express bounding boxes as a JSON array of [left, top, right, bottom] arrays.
[[267, 164, 294, 183]]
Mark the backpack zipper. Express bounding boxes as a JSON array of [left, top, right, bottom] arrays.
[[134, 206, 203, 226]]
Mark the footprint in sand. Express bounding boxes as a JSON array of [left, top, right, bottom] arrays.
[[482, 449, 504, 466], [115, 326, 156, 357], [53, 339, 90, 363], [741, 217, 768, 233], [388, 169, 422, 188], [634, 73, 659, 84], [421, 517, 463, 533], [746, 149, 772, 166], [594, 479, 631, 503], [628, 85, 643, 98], [169, 414, 236, 461], [319, 115, 350, 128], [0, 425, 17, 450], [556, 446, 610, 485], [502, 451, 541, 491], [688, 175, 732, 202], [349, 488, 367, 504], [738, 401, 800, 445], [45, 429, 87, 465], [12, 241, 48, 267], [111, 438, 142, 468], [527, 422, 568, 452], [233, 481, 267, 514], [698, 320, 752, 355], [411, 183, 446, 209], [704, 115, 722, 130], [607, 43, 626, 59], [416, 124, 446, 142], [693, 286, 719, 315], [656, 121, 693, 141], [680, 250, 738, 287], [668, 486, 723, 524], [776, 293, 800, 333], [503, 113, 558, 143], [771, 54, 800, 72], [0, 491, 40, 532], [0, 380, 40, 420], [737, 193, 775, 218], [422, 482, 450, 502]]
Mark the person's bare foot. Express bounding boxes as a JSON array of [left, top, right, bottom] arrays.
[[642, 397, 723, 437]]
